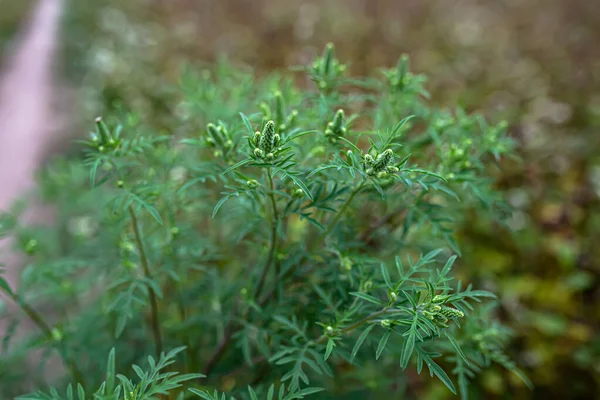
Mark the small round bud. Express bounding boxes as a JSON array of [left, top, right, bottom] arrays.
[[293, 188, 304, 198], [377, 171, 389, 179], [224, 140, 233, 148], [381, 319, 391, 328], [24, 239, 37, 255], [240, 287, 248, 296], [213, 150, 223, 158], [51, 328, 63, 342], [346, 150, 353, 158], [117, 180, 125, 188], [326, 326, 334, 335], [389, 292, 397, 302], [98, 145, 105, 152], [246, 179, 259, 189], [266, 153, 274, 160], [253, 148, 263, 157], [171, 227, 180, 237]]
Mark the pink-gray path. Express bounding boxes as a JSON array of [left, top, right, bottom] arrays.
[[0, 0, 63, 352]]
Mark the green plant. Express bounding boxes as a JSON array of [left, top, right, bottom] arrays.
[[0, 44, 530, 399]]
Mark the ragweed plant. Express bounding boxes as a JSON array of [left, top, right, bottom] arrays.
[[0, 44, 529, 399]]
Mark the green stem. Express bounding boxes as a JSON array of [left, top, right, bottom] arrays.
[[2, 292, 86, 386], [317, 307, 389, 344], [128, 205, 163, 358], [254, 168, 279, 298], [322, 179, 366, 238]]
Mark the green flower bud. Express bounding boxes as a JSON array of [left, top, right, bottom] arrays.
[[253, 131, 261, 146], [95, 117, 111, 144], [24, 239, 37, 255], [259, 121, 276, 154], [440, 306, 464, 319], [389, 291, 397, 302], [117, 180, 125, 188], [253, 148, 264, 158], [322, 43, 335, 76], [213, 150, 223, 158], [325, 326, 334, 335], [170, 227, 180, 237], [207, 123, 223, 147], [374, 149, 394, 172], [377, 171, 389, 179], [381, 319, 391, 328], [332, 109, 345, 132], [246, 179, 259, 189], [51, 328, 63, 342], [293, 188, 304, 198]]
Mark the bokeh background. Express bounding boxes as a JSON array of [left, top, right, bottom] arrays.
[[1, 0, 599, 398]]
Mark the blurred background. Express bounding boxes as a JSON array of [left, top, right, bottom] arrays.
[[1, 0, 599, 398]]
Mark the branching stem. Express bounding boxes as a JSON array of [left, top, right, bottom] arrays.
[[322, 179, 366, 238], [254, 168, 279, 298], [0, 290, 86, 386]]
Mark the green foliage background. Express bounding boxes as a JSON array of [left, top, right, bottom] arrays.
[[1, 0, 599, 398]]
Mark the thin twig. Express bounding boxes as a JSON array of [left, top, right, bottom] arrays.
[[128, 205, 163, 358]]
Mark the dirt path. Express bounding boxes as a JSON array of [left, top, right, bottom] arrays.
[[0, 0, 63, 212], [0, 0, 64, 376]]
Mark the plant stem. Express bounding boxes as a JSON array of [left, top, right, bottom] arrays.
[[128, 205, 163, 358], [322, 179, 366, 238], [317, 307, 389, 344], [1, 291, 86, 386], [254, 168, 279, 298], [204, 168, 280, 376]]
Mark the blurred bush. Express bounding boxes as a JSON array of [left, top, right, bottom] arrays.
[[2, 0, 599, 398]]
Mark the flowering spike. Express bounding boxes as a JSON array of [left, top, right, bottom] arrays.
[[207, 123, 223, 147], [259, 120, 276, 154], [95, 117, 111, 145], [322, 43, 335, 76]]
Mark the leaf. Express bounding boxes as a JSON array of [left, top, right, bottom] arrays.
[[0, 274, 14, 297], [189, 388, 212, 399], [106, 348, 116, 394], [239, 112, 254, 134], [400, 333, 415, 369], [351, 324, 375, 363], [424, 356, 457, 394], [276, 169, 313, 201], [306, 165, 338, 178], [375, 330, 390, 360], [285, 129, 316, 144], [441, 255, 457, 277], [349, 292, 383, 306], [403, 168, 447, 182], [212, 192, 239, 219], [222, 158, 253, 175], [324, 339, 335, 361], [380, 263, 392, 289], [248, 386, 258, 400], [444, 332, 469, 366], [337, 136, 362, 153]]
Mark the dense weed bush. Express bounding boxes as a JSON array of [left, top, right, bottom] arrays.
[[0, 44, 531, 399]]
